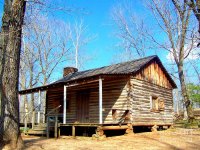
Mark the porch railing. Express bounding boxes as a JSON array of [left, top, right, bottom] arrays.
[[46, 105, 62, 138], [21, 103, 44, 132]]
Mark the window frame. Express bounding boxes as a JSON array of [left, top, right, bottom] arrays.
[[150, 95, 165, 112], [112, 109, 117, 120]]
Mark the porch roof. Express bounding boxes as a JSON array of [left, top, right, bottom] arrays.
[[19, 55, 177, 94]]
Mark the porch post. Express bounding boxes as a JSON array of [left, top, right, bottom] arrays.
[[99, 77, 103, 124], [43, 91, 46, 123], [24, 99, 28, 132], [18, 94, 21, 124], [37, 90, 41, 124], [63, 85, 67, 124]]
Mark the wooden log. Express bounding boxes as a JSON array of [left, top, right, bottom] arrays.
[[151, 125, 158, 132], [54, 115, 58, 138], [38, 90, 41, 124], [96, 126, 104, 136], [102, 125, 128, 130], [125, 123, 133, 135], [47, 116, 49, 138], [32, 111, 35, 129], [63, 85, 67, 124], [72, 125, 75, 137], [58, 126, 60, 138], [99, 78, 103, 124]]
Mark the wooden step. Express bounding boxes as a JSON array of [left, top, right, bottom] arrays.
[[26, 129, 46, 135], [34, 123, 47, 127], [32, 128, 46, 131], [33, 126, 46, 129], [26, 123, 47, 135]]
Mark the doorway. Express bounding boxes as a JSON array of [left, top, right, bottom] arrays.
[[76, 91, 90, 123]]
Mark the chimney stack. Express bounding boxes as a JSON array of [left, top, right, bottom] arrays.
[[63, 67, 78, 77]]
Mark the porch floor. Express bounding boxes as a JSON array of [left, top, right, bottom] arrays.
[[49, 123, 173, 138]]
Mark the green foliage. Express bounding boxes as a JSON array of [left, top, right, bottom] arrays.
[[187, 83, 200, 105], [183, 120, 200, 129], [175, 119, 200, 128], [20, 127, 30, 133]]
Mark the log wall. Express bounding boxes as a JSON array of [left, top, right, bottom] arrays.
[[46, 77, 174, 125], [46, 60, 174, 125], [46, 87, 63, 114], [46, 78, 129, 124], [89, 78, 129, 123], [129, 78, 174, 125]]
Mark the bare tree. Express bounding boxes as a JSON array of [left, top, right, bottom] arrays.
[[29, 19, 70, 85], [0, 0, 85, 148], [186, 0, 200, 46], [19, 34, 40, 127], [189, 60, 200, 83], [69, 19, 95, 69], [19, 15, 71, 126], [0, 0, 26, 149], [112, 0, 198, 121], [111, 2, 149, 59], [148, 0, 198, 121], [21, 14, 71, 85]]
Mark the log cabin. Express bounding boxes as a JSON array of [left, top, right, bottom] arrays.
[[19, 55, 177, 137]]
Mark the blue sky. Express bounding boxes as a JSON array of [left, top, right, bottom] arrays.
[[56, 0, 127, 69], [0, 0, 168, 69], [0, 0, 199, 85], [45, 0, 199, 85], [45, 0, 159, 69]]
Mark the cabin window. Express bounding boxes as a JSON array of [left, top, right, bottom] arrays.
[[151, 95, 159, 111], [123, 110, 131, 121], [150, 95, 165, 112], [158, 98, 165, 111], [112, 109, 117, 120]]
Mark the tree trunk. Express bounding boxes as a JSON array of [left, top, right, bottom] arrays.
[[28, 64, 36, 128], [178, 64, 194, 122], [0, 0, 26, 149], [24, 95, 28, 132], [0, 0, 10, 145]]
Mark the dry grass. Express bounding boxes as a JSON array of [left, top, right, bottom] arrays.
[[23, 128, 200, 150]]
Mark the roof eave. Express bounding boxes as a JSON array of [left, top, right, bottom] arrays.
[[19, 74, 132, 95]]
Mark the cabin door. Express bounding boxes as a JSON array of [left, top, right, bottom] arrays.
[[76, 91, 89, 123]]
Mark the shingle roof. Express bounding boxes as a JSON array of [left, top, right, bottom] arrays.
[[19, 55, 176, 94], [53, 55, 156, 84]]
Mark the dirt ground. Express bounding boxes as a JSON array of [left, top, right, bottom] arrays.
[[23, 128, 200, 150]]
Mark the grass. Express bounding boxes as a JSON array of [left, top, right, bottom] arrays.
[[20, 127, 30, 133], [175, 119, 200, 129]]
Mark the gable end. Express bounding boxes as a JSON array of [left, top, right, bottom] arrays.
[[133, 57, 176, 89]]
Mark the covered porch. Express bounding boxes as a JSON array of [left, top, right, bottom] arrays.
[[46, 75, 132, 137], [19, 75, 132, 137]]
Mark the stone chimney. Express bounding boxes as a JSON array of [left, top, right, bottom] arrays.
[[63, 67, 78, 77]]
